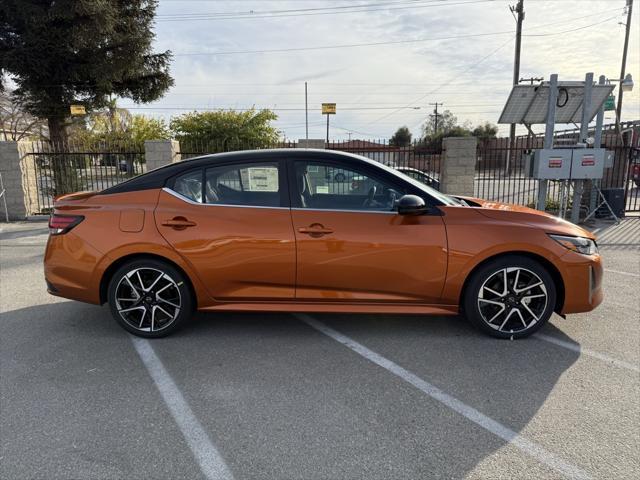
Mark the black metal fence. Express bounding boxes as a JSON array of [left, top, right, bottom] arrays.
[[177, 139, 297, 160], [27, 140, 145, 214], [26, 133, 638, 216], [326, 140, 442, 178], [475, 136, 640, 214]]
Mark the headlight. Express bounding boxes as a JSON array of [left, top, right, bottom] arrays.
[[549, 234, 598, 255]]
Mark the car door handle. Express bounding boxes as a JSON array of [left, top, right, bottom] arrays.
[[298, 225, 333, 236], [162, 217, 197, 229]]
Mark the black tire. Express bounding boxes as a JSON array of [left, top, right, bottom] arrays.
[[107, 258, 194, 338], [462, 255, 556, 339]]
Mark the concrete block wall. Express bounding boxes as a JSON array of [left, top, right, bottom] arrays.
[[0, 141, 39, 220], [440, 137, 478, 197], [144, 140, 181, 171]]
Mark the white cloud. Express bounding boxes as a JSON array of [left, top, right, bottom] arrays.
[[119, 0, 639, 140]]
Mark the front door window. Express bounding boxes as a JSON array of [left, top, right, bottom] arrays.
[[294, 161, 406, 212]]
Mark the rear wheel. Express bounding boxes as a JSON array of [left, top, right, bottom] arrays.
[[107, 259, 194, 338], [463, 255, 556, 339]]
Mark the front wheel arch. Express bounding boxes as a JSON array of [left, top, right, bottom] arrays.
[[99, 253, 197, 308], [459, 251, 565, 314]]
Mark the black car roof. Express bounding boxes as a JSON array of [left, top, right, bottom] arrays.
[[99, 149, 392, 195]]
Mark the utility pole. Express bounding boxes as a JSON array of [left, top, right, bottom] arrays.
[[429, 102, 443, 133], [305, 82, 309, 140], [507, 0, 524, 174], [616, 0, 633, 135]]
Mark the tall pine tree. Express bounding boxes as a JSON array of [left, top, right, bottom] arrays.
[[0, 0, 173, 144]]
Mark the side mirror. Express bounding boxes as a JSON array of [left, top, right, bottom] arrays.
[[397, 194, 428, 215]]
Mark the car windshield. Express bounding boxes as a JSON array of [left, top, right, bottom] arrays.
[[370, 160, 464, 206]]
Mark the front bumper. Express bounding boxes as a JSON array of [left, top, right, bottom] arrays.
[[559, 252, 603, 315]]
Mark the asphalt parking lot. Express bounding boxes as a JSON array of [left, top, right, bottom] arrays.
[[1, 218, 639, 480]]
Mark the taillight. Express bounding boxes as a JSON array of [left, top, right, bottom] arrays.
[[48, 214, 84, 235]]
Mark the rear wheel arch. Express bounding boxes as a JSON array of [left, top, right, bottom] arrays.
[[99, 253, 197, 307], [459, 251, 565, 314]]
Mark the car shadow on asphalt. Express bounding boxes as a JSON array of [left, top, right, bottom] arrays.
[[0, 226, 49, 241], [3, 301, 580, 479]]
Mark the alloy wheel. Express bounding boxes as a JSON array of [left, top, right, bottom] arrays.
[[477, 267, 548, 334], [114, 267, 182, 333]]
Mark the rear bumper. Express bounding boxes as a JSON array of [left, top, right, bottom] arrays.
[[559, 252, 603, 315], [44, 233, 103, 305]]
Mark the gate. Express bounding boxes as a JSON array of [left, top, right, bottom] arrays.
[[28, 141, 145, 214]]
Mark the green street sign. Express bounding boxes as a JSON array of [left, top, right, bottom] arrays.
[[604, 94, 616, 111]]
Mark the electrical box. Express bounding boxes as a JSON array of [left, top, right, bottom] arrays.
[[525, 148, 606, 180], [570, 149, 605, 179], [526, 149, 572, 179]]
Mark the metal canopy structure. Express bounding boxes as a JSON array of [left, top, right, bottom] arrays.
[[498, 82, 614, 125], [498, 72, 624, 224]]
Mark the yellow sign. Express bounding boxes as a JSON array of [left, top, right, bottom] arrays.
[[70, 105, 86, 115], [321, 103, 336, 115]]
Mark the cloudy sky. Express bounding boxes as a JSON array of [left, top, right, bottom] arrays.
[[120, 0, 639, 140]]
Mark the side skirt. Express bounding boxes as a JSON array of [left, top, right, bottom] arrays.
[[199, 302, 459, 315]]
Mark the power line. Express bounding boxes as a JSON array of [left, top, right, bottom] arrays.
[[172, 13, 622, 56], [117, 105, 427, 112], [121, 106, 503, 114], [19, 81, 528, 89], [157, 0, 431, 18], [174, 30, 515, 56], [365, 35, 514, 126], [157, 0, 622, 22], [157, 0, 494, 21], [157, 0, 435, 18], [363, 13, 622, 126]]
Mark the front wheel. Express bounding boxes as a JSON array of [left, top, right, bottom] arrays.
[[107, 258, 194, 338], [463, 256, 556, 339]]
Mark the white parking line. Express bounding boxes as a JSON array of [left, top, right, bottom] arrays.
[[535, 333, 640, 373], [296, 313, 591, 480], [604, 268, 640, 278], [131, 337, 234, 480]]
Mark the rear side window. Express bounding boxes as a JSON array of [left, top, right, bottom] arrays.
[[205, 162, 280, 207], [173, 170, 202, 203]]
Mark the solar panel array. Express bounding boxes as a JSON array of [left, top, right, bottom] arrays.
[[498, 83, 614, 125]]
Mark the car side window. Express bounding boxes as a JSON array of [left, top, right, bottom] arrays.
[[205, 162, 280, 207], [294, 161, 405, 211], [173, 170, 203, 203]]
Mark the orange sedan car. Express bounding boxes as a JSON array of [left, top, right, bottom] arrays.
[[44, 149, 603, 339]]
